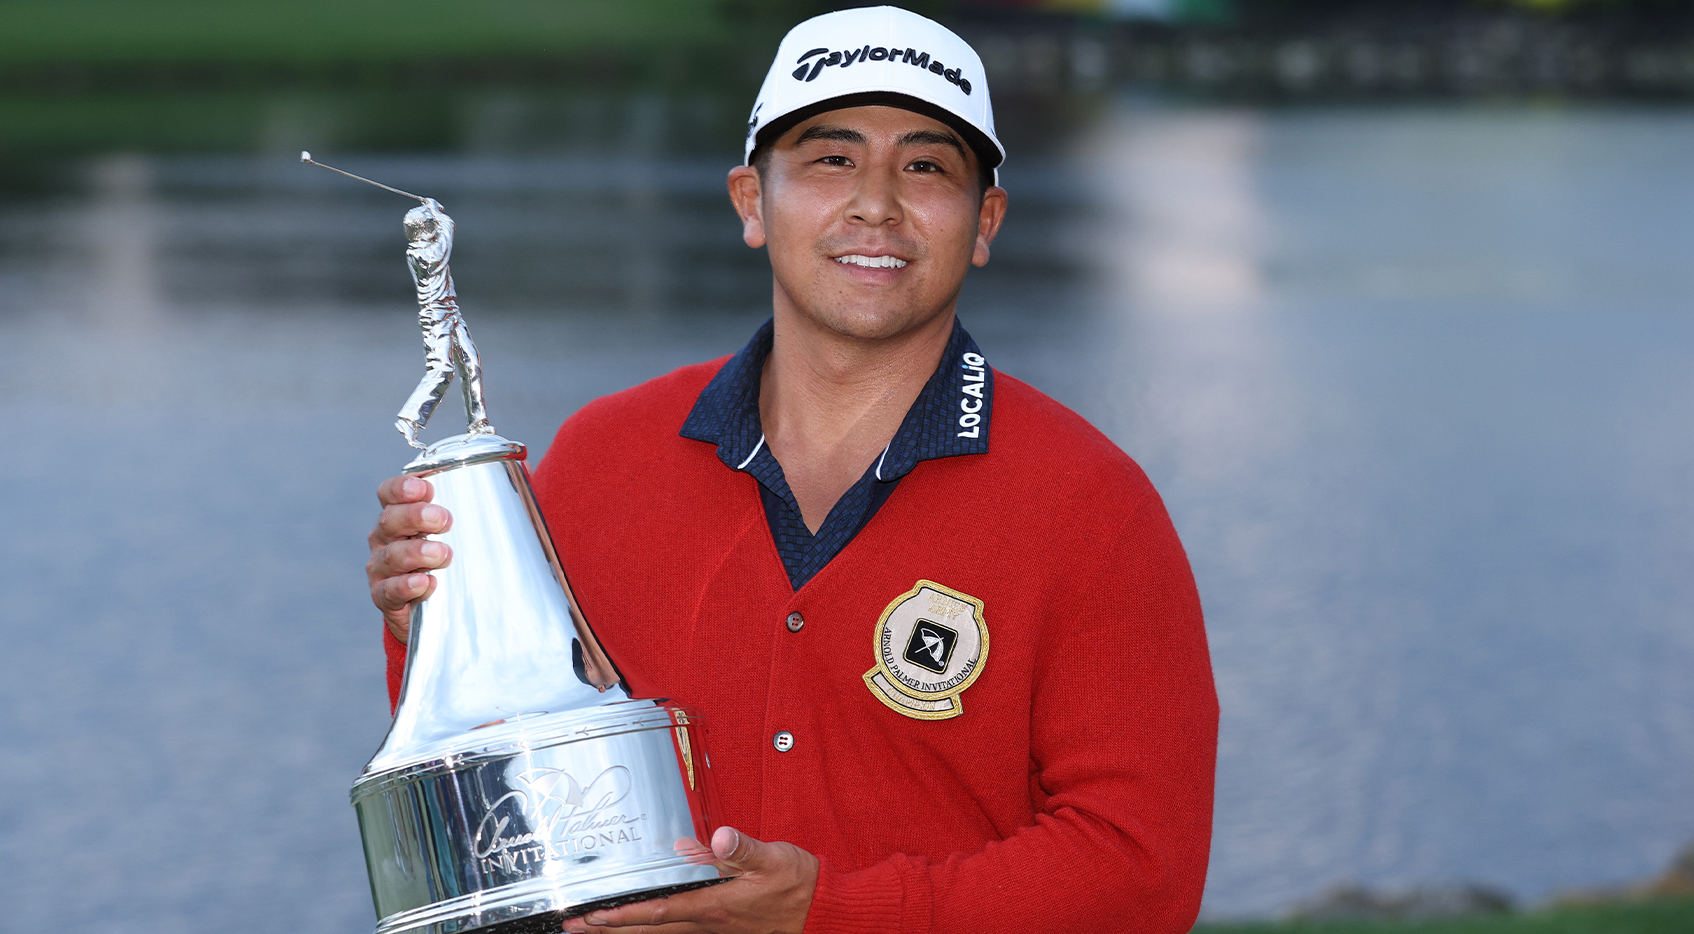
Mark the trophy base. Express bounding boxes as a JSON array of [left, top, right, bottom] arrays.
[[477, 878, 731, 934], [355, 702, 721, 934], [372, 866, 727, 934]]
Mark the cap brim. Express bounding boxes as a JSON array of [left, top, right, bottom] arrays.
[[750, 91, 1004, 173]]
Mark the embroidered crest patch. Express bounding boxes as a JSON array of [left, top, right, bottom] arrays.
[[863, 580, 988, 720]]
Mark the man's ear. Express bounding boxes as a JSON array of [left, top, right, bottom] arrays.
[[971, 185, 1008, 268], [727, 165, 766, 249]]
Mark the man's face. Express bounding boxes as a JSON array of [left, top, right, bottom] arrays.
[[728, 105, 1006, 343]]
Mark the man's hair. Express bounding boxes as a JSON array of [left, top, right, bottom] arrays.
[[751, 140, 995, 202]]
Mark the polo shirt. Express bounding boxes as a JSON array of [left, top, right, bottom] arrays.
[[679, 318, 992, 590], [384, 320, 1218, 933]]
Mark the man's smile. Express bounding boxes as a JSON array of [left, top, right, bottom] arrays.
[[833, 253, 909, 269]]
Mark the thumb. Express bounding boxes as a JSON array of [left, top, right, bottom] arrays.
[[709, 825, 761, 871]]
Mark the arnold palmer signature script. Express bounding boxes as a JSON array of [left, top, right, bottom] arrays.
[[474, 765, 647, 864]]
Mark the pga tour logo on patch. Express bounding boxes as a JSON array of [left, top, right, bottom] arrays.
[[790, 45, 973, 95], [864, 580, 988, 721]]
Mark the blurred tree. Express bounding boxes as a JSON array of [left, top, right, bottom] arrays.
[[1212, 0, 1694, 26], [753, 0, 1694, 25], [717, 0, 952, 25], [1486, 0, 1694, 8], [0, 0, 734, 68], [1168, 0, 1237, 22]]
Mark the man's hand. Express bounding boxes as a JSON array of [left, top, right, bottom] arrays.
[[566, 827, 818, 934], [367, 475, 453, 644]]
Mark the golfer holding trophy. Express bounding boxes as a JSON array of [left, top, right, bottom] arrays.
[[354, 8, 1218, 934]]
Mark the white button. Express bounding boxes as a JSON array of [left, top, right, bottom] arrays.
[[772, 731, 795, 752], [785, 612, 804, 633]]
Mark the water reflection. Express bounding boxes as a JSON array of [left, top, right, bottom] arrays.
[[1084, 104, 1694, 917], [2, 100, 1694, 931], [85, 154, 165, 327], [1090, 108, 1267, 307]]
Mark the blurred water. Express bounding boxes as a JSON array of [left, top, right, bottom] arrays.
[[2, 100, 1693, 930]]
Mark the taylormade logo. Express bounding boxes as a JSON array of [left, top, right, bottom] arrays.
[[790, 45, 973, 95]]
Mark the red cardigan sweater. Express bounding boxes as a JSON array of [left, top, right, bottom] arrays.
[[385, 361, 1218, 934]]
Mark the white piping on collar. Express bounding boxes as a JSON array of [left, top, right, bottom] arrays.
[[736, 434, 766, 471], [873, 442, 893, 481]]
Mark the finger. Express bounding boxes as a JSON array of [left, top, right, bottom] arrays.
[[711, 826, 745, 862], [573, 887, 725, 930], [377, 475, 433, 507], [565, 921, 697, 934], [567, 925, 697, 934], [371, 502, 452, 548], [709, 826, 756, 870], [372, 571, 437, 614], [367, 539, 453, 581], [385, 610, 411, 644]]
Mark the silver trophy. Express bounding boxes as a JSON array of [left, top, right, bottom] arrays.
[[304, 154, 724, 934]]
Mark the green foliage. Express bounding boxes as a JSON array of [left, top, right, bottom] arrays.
[[1173, 0, 1239, 24], [715, 0, 953, 25], [1225, 0, 1694, 23], [0, 87, 464, 156], [6, 0, 1686, 70], [0, 0, 968, 71], [1198, 898, 1694, 934], [1464, 0, 1694, 12], [0, 0, 730, 67], [1482, 0, 1694, 9]]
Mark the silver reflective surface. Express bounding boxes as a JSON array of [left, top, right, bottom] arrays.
[[346, 196, 718, 932], [352, 436, 720, 930], [369, 435, 622, 771], [354, 702, 717, 934], [396, 199, 491, 448]]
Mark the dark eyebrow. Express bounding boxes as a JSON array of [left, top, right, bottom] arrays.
[[794, 125, 867, 147], [792, 124, 968, 162], [898, 129, 968, 160]]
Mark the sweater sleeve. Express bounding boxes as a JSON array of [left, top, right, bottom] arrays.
[[802, 493, 1219, 934], [385, 624, 407, 714]]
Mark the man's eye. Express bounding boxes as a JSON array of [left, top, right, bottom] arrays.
[[908, 160, 943, 173], [820, 155, 853, 166]]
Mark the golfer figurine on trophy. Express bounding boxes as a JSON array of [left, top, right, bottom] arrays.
[[394, 196, 492, 448], [302, 153, 723, 934]]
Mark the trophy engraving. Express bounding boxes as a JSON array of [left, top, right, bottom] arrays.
[[305, 153, 722, 934]]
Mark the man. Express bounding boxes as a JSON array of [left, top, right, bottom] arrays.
[[366, 7, 1217, 933]]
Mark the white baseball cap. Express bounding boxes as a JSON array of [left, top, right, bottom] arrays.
[[744, 6, 1004, 182]]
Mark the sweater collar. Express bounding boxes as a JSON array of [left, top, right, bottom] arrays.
[[680, 317, 993, 481]]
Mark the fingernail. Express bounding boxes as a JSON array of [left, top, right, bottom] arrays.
[[421, 542, 445, 560], [422, 505, 446, 526], [584, 914, 606, 925], [403, 477, 423, 497], [408, 573, 428, 590]]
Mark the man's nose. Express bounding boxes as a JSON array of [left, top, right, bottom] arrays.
[[846, 165, 902, 226]]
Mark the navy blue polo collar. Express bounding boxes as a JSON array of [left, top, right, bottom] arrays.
[[681, 317, 993, 590], [680, 317, 993, 477]]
